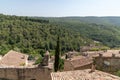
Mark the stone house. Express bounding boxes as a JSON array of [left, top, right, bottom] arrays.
[[0, 50, 52, 80], [93, 50, 120, 73], [0, 50, 28, 67], [64, 56, 93, 71]]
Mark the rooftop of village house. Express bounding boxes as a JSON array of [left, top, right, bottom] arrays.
[[65, 56, 93, 68], [82, 50, 120, 58], [0, 50, 29, 67], [94, 50, 120, 58], [65, 51, 79, 56], [51, 69, 120, 80]]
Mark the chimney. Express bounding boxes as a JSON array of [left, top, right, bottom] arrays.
[[99, 53, 102, 57], [40, 51, 50, 66], [112, 53, 115, 57], [89, 64, 96, 73]]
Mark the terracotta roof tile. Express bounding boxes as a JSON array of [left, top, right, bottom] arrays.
[[94, 50, 120, 58], [51, 69, 120, 80], [68, 56, 93, 68], [0, 50, 28, 67], [84, 50, 120, 58]]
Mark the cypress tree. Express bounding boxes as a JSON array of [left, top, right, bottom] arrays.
[[54, 36, 60, 72]]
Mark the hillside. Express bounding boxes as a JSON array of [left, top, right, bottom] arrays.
[[46, 17, 120, 26], [43, 17, 120, 48], [1, 14, 120, 56], [0, 14, 93, 56]]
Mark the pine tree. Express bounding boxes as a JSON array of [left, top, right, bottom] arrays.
[[54, 36, 60, 72]]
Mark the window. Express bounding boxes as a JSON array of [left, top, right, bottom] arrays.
[[104, 61, 110, 66]]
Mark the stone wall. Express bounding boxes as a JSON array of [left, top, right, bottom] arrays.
[[0, 67, 52, 80], [64, 60, 74, 71], [94, 57, 120, 73]]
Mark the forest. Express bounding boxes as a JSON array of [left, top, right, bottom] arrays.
[[0, 14, 92, 57], [46, 17, 120, 48], [1, 14, 120, 58]]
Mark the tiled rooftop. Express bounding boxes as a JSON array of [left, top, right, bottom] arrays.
[[95, 50, 120, 58], [0, 50, 28, 67], [51, 69, 120, 80], [83, 50, 120, 58], [68, 56, 93, 68]]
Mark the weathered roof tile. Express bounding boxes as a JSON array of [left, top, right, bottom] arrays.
[[51, 69, 120, 80], [0, 50, 28, 67]]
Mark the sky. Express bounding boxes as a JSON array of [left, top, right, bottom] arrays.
[[0, 0, 120, 17]]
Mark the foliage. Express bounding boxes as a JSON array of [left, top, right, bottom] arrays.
[[1, 14, 119, 56], [54, 36, 60, 72], [0, 45, 10, 55], [100, 46, 110, 50], [49, 50, 55, 56], [89, 46, 109, 51], [116, 70, 120, 77], [0, 14, 92, 56], [59, 58, 64, 71], [89, 48, 99, 51], [19, 63, 25, 66], [34, 55, 42, 65], [48, 17, 120, 48]]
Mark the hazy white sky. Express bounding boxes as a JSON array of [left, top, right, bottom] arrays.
[[0, 0, 120, 17]]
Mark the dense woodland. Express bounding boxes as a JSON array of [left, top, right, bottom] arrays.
[[0, 14, 92, 57], [52, 22, 120, 48], [46, 17, 120, 48], [1, 14, 120, 58]]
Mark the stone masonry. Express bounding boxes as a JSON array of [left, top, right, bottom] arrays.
[[0, 67, 52, 80]]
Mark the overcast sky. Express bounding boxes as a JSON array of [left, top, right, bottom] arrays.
[[0, 0, 120, 17]]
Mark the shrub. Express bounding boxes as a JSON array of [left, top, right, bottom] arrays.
[[90, 48, 100, 51], [59, 58, 64, 71], [34, 55, 42, 65], [116, 70, 120, 77], [19, 63, 25, 66]]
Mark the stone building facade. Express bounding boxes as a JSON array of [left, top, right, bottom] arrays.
[[0, 50, 52, 80], [94, 50, 120, 73], [0, 67, 52, 80]]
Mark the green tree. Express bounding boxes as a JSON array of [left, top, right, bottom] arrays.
[[54, 36, 60, 72]]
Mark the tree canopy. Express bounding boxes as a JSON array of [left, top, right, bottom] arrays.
[[0, 14, 92, 56]]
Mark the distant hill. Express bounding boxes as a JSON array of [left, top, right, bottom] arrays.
[[42, 17, 120, 48], [1, 14, 120, 56], [45, 17, 120, 26], [0, 14, 93, 55]]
